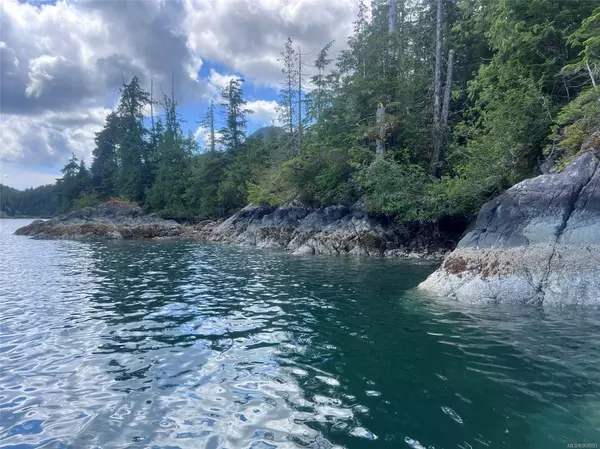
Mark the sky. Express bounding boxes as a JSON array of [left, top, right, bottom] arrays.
[[0, 0, 359, 190]]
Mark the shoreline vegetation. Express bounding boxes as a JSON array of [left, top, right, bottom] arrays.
[[2, 2, 598, 231]]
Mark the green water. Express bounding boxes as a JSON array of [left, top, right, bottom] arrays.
[[1, 219, 599, 449]]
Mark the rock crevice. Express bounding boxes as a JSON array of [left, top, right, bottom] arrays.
[[419, 135, 600, 305], [195, 203, 464, 259]]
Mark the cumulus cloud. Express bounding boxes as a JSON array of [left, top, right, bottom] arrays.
[[183, 0, 356, 86], [0, 108, 111, 166], [247, 100, 280, 127], [205, 69, 240, 100], [0, 0, 358, 187]]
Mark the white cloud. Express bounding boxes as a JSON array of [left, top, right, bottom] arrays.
[[0, 0, 358, 187], [193, 125, 223, 151], [0, 108, 110, 166], [182, 0, 357, 86], [247, 100, 280, 127]]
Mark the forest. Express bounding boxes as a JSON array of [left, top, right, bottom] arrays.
[[0, 184, 57, 218], [4, 0, 599, 222]]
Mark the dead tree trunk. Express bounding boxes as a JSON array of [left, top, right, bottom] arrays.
[[586, 60, 597, 89], [433, 0, 442, 125], [209, 101, 216, 153], [430, 0, 443, 174], [429, 49, 456, 175], [150, 78, 155, 134], [298, 47, 302, 153], [441, 49, 455, 128], [376, 102, 386, 159]]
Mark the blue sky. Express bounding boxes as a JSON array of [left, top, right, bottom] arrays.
[[0, 0, 357, 189]]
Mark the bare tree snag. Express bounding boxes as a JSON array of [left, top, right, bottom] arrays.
[[376, 102, 386, 159], [586, 60, 597, 89], [441, 49, 455, 129]]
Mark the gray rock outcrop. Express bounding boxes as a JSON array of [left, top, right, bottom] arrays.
[[14, 201, 188, 239], [196, 202, 463, 259], [419, 135, 600, 305]]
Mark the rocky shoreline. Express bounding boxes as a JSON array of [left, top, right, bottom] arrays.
[[419, 134, 600, 305], [14, 201, 193, 240], [195, 203, 465, 259], [15, 134, 600, 305], [15, 200, 466, 259]]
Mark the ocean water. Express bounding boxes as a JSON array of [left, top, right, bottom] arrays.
[[1, 219, 599, 449]]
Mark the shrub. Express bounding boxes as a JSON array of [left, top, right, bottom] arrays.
[[547, 88, 600, 160], [72, 193, 102, 210]]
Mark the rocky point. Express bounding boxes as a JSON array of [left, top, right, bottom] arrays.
[[14, 201, 189, 239], [419, 134, 600, 305]]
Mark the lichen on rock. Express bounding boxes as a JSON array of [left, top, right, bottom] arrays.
[[419, 134, 600, 305]]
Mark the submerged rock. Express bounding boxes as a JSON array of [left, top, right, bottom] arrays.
[[14, 201, 188, 239], [195, 201, 464, 259], [419, 134, 600, 305]]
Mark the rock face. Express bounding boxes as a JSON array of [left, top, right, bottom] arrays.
[[419, 135, 600, 305], [14, 202, 187, 239], [196, 202, 464, 259]]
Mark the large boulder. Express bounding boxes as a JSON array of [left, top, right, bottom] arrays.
[[14, 201, 187, 239], [419, 134, 600, 305]]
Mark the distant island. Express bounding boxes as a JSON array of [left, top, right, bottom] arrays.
[[0, 184, 57, 218]]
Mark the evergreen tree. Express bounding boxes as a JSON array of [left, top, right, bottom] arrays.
[[565, 6, 600, 89], [219, 78, 252, 150], [307, 40, 335, 122], [146, 94, 196, 218], [116, 76, 151, 202], [55, 153, 90, 212], [0, 184, 57, 217], [199, 100, 217, 152], [91, 112, 119, 200], [186, 151, 227, 218], [278, 38, 298, 135]]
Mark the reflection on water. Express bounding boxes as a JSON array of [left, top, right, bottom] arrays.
[[1, 219, 600, 449]]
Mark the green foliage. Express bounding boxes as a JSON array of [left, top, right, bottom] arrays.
[[186, 151, 227, 219], [249, 144, 360, 207], [0, 184, 58, 217], [145, 95, 196, 218], [91, 112, 119, 200], [452, 61, 552, 189], [356, 159, 500, 222], [548, 88, 600, 159], [72, 193, 102, 210], [565, 7, 600, 76], [357, 159, 434, 220], [46, 3, 600, 225], [55, 154, 92, 212], [116, 76, 152, 202], [220, 78, 252, 150]]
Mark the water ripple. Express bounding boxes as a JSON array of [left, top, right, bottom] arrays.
[[2, 219, 600, 448]]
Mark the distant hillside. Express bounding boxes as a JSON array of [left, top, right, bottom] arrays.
[[248, 126, 286, 140], [0, 184, 58, 218]]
